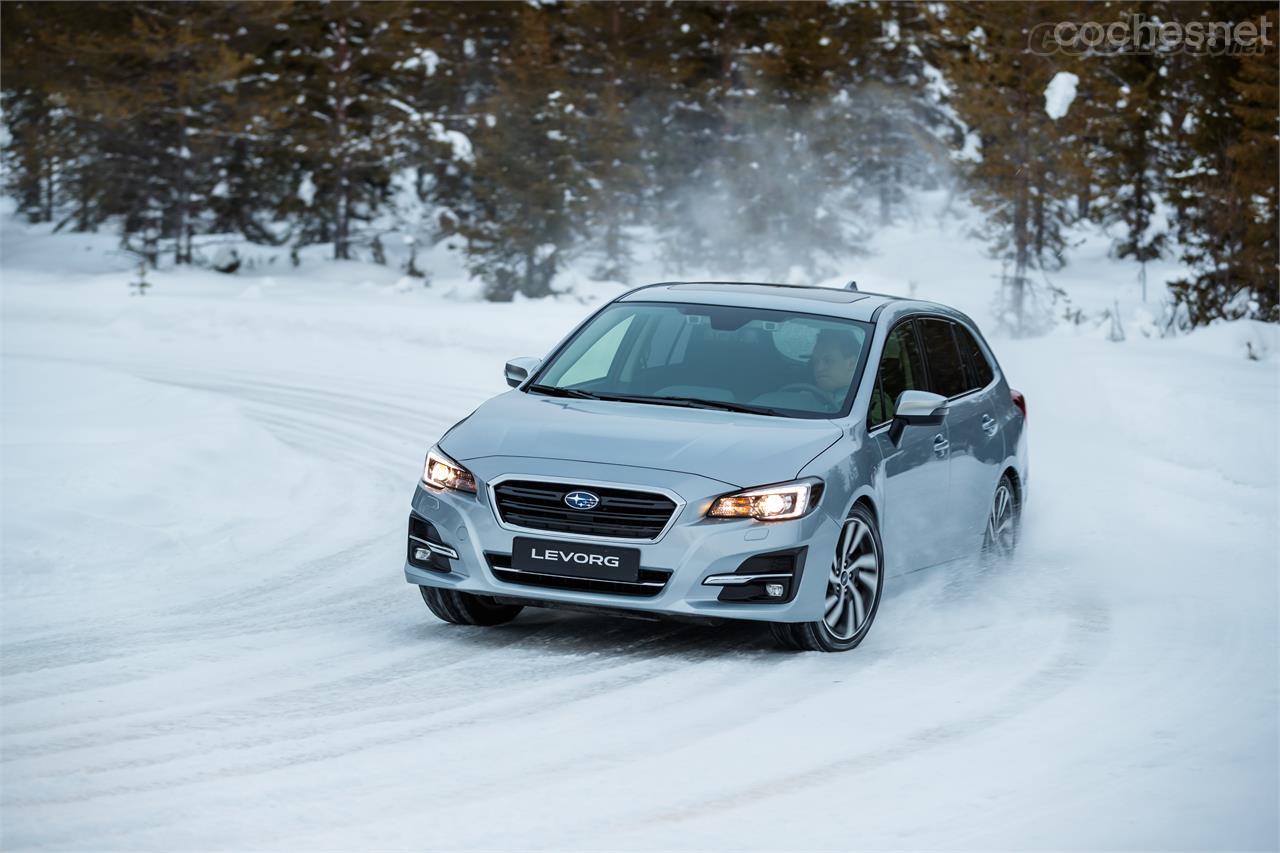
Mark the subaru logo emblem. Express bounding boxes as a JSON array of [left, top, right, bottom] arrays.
[[564, 490, 600, 510]]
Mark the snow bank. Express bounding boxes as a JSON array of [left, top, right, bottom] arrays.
[[1168, 317, 1277, 362]]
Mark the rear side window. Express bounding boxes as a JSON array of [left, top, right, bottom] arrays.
[[953, 323, 995, 390], [868, 321, 926, 428], [918, 319, 967, 399]]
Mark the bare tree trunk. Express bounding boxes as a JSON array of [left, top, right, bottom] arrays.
[[175, 115, 188, 265], [42, 154, 55, 223], [174, 16, 190, 266], [332, 18, 351, 261]]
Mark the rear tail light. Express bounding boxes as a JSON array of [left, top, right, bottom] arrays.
[[1010, 389, 1027, 420]]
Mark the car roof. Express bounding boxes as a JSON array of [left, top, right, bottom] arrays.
[[617, 280, 920, 324]]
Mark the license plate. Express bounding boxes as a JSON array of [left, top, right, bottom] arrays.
[[510, 537, 640, 582]]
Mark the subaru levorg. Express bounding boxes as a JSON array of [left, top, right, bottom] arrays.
[[405, 281, 1027, 651]]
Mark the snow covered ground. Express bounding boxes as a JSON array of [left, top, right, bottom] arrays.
[[2, 202, 1277, 851]]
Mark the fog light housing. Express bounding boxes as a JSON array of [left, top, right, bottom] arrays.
[[706, 548, 806, 603], [408, 514, 457, 573]]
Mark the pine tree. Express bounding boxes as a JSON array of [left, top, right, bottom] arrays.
[[562, 2, 650, 282], [268, 0, 413, 260], [126, 3, 261, 264], [1224, 8, 1278, 322], [3, 2, 268, 264], [928, 2, 1088, 335], [0, 2, 132, 231], [2, 0, 1272, 315], [1164, 2, 1277, 326], [459, 5, 593, 300], [1074, 10, 1167, 301], [641, 1, 752, 274], [826, 2, 957, 227], [396, 4, 518, 261]]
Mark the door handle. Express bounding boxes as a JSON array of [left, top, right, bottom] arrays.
[[982, 414, 998, 436], [932, 434, 949, 458]]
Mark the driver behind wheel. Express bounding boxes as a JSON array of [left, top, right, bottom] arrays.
[[810, 328, 861, 403]]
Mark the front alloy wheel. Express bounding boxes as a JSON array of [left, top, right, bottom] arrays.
[[770, 504, 883, 652]]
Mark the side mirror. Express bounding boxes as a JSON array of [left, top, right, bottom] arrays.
[[504, 356, 540, 388], [889, 390, 948, 444]]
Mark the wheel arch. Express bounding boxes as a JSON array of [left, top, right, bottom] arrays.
[[1000, 464, 1023, 508], [851, 493, 879, 527]]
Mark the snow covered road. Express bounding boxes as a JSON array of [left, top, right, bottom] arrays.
[[2, 234, 1277, 850]]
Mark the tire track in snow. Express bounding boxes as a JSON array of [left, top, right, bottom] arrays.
[[5, 627, 769, 805], [3, 364, 441, 738], [606, 586, 1113, 833], [4, 362, 793, 802]]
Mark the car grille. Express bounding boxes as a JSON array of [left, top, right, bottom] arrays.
[[491, 480, 677, 540], [485, 553, 671, 598]]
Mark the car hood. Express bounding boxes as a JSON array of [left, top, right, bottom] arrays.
[[441, 390, 843, 489]]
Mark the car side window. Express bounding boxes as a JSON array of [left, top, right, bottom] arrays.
[[867, 320, 926, 429], [953, 323, 995, 391], [918, 319, 967, 399]]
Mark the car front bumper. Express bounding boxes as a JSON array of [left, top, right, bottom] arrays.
[[403, 456, 840, 624]]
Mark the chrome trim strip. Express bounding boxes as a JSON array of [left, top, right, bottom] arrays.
[[485, 474, 686, 544], [701, 572, 793, 587], [492, 564, 667, 588]]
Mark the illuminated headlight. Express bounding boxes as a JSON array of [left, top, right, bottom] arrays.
[[422, 446, 476, 493], [707, 478, 822, 521]]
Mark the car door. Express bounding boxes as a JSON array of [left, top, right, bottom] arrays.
[[867, 319, 951, 574], [949, 321, 1007, 552], [917, 318, 1003, 559]]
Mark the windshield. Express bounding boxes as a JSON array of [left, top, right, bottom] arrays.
[[529, 301, 873, 418]]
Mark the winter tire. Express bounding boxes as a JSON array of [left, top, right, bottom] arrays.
[[419, 585, 523, 626], [769, 503, 884, 652]]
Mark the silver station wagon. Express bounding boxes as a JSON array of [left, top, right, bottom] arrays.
[[406, 281, 1028, 651]]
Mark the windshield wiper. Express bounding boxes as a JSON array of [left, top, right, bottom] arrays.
[[527, 386, 783, 416], [589, 392, 782, 416], [525, 384, 601, 400], [648, 396, 784, 416]]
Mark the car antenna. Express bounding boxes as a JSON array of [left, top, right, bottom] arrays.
[[844, 279, 859, 291]]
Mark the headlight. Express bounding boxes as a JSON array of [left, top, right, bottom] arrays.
[[422, 446, 476, 493], [707, 478, 822, 521]]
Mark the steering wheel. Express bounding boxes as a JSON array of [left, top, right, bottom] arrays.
[[778, 382, 834, 402]]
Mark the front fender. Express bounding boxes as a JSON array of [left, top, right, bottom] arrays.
[[798, 425, 883, 529]]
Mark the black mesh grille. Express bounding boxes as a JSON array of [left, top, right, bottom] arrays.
[[492, 480, 677, 540]]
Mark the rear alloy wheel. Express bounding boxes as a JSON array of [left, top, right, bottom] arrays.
[[419, 585, 523, 627], [770, 504, 883, 652], [982, 475, 1019, 561]]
